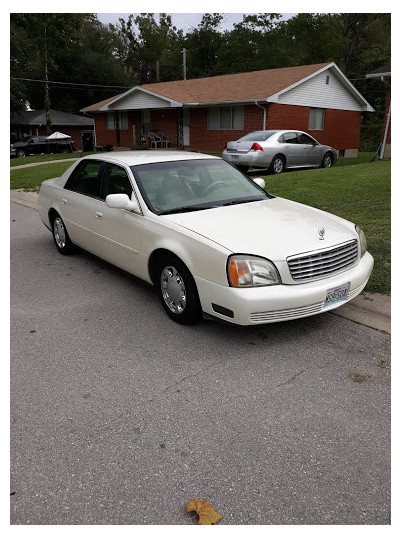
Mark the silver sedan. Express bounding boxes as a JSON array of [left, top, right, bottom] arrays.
[[222, 130, 337, 174]]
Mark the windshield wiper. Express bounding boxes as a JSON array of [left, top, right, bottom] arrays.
[[221, 197, 266, 206], [159, 205, 217, 215]]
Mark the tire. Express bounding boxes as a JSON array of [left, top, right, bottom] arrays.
[[16, 149, 26, 158], [269, 155, 285, 174], [321, 152, 333, 168], [156, 255, 202, 325], [51, 214, 74, 255]]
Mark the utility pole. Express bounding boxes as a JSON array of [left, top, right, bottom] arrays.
[[44, 17, 51, 135], [182, 48, 187, 80]]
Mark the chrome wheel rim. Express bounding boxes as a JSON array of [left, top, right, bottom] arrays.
[[54, 217, 66, 249], [160, 266, 186, 314], [274, 158, 284, 173], [323, 155, 332, 167]]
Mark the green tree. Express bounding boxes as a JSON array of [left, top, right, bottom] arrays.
[[116, 13, 184, 84], [10, 13, 132, 114], [184, 14, 226, 78]]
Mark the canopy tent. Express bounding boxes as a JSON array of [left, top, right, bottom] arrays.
[[45, 131, 76, 153], [46, 131, 71, 140]]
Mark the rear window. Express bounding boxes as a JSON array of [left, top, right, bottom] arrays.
[[238, 131, 277, 142]]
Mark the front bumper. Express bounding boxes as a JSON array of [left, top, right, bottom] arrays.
[[196, 252, 374, 325]]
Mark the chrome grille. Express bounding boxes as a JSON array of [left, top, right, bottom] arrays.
[[287, 240, 358, 282]]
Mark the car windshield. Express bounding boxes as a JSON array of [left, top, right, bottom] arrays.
[[131, 158, 271, 215], [238, 131, 277, 142]]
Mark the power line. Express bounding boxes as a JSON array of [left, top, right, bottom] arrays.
[[11, 77, 131, 90]]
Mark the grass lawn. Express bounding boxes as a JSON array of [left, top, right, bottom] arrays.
[[10, 151, 94, 167], [10, 154, 390, 294]]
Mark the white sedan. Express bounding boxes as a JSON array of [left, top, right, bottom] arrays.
[[38, 151, 373, 325]]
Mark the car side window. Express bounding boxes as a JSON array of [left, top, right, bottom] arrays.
[[283, 132, 299, 144], [298, 133, 315, 145], [64, 160, 103, 198], [101, 164, 133, 199]]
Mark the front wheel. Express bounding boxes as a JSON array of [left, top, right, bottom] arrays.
[[269, 155, 285, 174], [321, 152, 333, 168], [52, 214, 74, 254], [156, 256, 202, 325], [16, 149, 26, 158]]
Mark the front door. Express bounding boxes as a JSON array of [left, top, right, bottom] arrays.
[[89, 162, 143, 273], [183, 108, 190, 147]]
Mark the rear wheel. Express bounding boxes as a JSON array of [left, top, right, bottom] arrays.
[[156, 255, 202, 325], [269, 155, 285, 174], [52, 214, 74, 254]]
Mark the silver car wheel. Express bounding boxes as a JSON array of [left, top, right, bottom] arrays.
[[273, 157, 284, 174], [160, 265, 187, 314], [53, 217, 66, 249]]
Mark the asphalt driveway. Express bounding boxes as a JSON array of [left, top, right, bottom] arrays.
[[10, 202, 391, 525]]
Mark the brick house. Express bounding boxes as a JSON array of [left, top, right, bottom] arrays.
[[10, 109, 94, 151], [366, 63, 391, 158], [82, 62, 373, 157]]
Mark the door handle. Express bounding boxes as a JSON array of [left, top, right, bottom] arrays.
[[95, 211, 103, 219], [61, 198, 67, 204], [284, 145, 289, 148]]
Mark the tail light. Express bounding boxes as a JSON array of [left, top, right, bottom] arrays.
[[250, 143, 263, 151]]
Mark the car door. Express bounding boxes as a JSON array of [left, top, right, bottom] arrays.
[[88, 162, 144, 274], [297, 132, 322, 166], [60, 159, 105, 254], [280, 132, 304, 167]]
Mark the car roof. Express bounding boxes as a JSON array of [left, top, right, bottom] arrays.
[[81, 151, 221, 167]]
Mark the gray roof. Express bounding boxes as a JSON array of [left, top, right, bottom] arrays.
[[11, 109, 94, 126]]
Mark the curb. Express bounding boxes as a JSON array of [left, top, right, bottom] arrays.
[[10, 189, 391, 334]]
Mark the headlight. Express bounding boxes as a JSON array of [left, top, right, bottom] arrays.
[[356, 225, 367, 257], [228, 255, 280, 287]]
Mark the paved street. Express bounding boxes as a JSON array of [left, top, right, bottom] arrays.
[[10, 202, 391, 525]]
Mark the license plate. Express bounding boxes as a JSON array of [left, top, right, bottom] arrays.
[[324, 282, 350, 308], [230, 155, 239, 161]]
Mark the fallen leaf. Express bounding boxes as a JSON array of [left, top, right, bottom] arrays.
[[186, 498, 222, 525], [349, 372, 372, 383]]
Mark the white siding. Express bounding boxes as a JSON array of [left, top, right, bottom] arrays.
[[269, 69, 363, 111], [108, 90, 173, 110]]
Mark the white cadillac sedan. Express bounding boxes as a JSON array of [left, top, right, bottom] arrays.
[[38, 151, 373, 326]]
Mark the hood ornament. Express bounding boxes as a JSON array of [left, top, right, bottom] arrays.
[[318, 227, 325, 240]]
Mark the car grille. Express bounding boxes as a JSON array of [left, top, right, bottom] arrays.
[[287, 240, 358, 282]]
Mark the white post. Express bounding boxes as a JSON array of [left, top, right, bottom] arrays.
[[379, 101, 391, 160]]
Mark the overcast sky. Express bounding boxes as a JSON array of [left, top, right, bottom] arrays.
[[96, 13, 297, 33]]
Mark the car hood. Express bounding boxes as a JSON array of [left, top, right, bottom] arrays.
[[162, 198, 356, 260]]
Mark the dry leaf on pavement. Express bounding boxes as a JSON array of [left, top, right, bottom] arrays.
[[186, 498, 222, 525]]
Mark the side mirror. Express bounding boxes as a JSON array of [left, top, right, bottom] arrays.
[[106, 193, 140, 213], [252, 177, 265, 189]]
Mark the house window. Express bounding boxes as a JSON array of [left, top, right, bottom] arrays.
[[309, 108, 325, 130], [106, 111, 128, 130], [141, 110, 150, 136], [207, 106, 244, 130]]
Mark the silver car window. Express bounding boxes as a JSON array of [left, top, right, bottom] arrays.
[[283, 132, 299, 144]]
